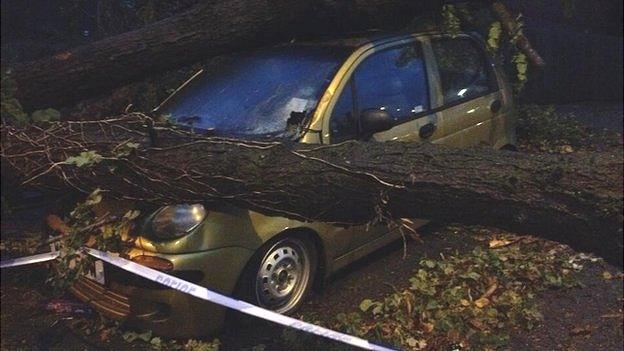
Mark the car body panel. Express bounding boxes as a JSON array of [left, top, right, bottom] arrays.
[[434, 91, 502, 147], [73, 246, 253, 338]]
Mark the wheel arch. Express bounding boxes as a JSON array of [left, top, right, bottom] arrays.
[[282, 227, 327, 291], [234, 226, 327, 298]]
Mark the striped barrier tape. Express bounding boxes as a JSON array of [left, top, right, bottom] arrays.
[[0, 248, 398, 351], [0, 251, 59, 269], [0, 239, 59, 269]]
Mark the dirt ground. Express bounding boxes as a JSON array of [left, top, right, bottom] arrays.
[[1, 222, 622, 351]]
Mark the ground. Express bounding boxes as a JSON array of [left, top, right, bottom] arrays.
[[216, 224, 623, 351], [1, 222, 622, 351], [556, 102, 623, 133]]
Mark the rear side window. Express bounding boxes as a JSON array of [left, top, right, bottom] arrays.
[[354, 44, 430, 125], [431, 38, 498, 105]]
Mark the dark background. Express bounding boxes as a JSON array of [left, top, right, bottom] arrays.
[[510, 0, 623, 103]]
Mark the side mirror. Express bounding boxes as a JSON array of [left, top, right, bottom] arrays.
[[360, 108, 393, 138]]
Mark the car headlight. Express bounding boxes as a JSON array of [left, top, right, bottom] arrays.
[[151, 204, 206, 239]]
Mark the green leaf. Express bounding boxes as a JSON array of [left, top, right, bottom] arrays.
[[442, 5, 461, 37], [65, 150, 103, 167], [460, 271, 481, 281], [359, 299, 374, 312], [30, 108, 61, 122], [114, 141, 140, 157], [517, 63, 528, 74], [138, 330, 153, 342], [425, 300, 441, 310], [150, 336, 162, 349], [85, 188, 103, 206], [422, 259, 436, 268], [122, 331, 138, 342], [124, 210, 141, 220], [487, 22, 502, 51]]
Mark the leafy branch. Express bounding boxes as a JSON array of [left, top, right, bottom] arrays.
[[47, 189, 139, 292]]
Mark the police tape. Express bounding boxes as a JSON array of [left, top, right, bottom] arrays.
[[85, 248, 397, 351], [0, 251, 59, 269], [0, 248, 398, 351]]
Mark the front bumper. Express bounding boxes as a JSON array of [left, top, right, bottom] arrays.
[[70, 246, 254, 338]]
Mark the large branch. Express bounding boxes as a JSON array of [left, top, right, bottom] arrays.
[[491, 1, 546, 67], [10, 0, 425, 111], [1, 115, 622, 265]]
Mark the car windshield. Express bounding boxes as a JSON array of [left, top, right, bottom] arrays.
[[159, 46, 348, 137]]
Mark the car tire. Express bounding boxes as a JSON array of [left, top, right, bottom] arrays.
[[234, 233, 318, 315]]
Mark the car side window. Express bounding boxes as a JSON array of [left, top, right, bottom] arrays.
[[329, 43, 429, 143], [329, 80, 357, 143], [431, 37, 498, 105], [353, 44, 429, 125]]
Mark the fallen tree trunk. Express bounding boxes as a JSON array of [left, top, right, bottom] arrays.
[[1, 114, 622, 265], [11, 0, 426, 111]]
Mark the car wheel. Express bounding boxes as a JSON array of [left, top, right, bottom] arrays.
[[237, 235, 317, 315]]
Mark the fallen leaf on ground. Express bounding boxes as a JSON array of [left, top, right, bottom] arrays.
[[469, 319, 487, 331], [602, 271, 613, 280], [474, 297, 490, 308], [100, 328, 113, 342], [569, 325, 595, 336], [480, 278, 498, 299], [489, 238, 514, 249]]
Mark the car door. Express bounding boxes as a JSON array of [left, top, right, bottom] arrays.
[[427, 35, 502, 148], [327, 41, 440, 250]]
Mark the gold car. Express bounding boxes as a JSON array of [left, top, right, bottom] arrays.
[[71, 31, 516, 338]]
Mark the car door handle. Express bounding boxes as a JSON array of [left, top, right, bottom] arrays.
[[490, 100, 502, 114], [419, 123, 436, 139]]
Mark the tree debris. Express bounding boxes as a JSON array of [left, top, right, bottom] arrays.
[[1, 114, 622, 265]]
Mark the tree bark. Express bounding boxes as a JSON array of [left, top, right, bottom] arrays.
[[2, 115, 622, 265], [10, 0, 426, 111]]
